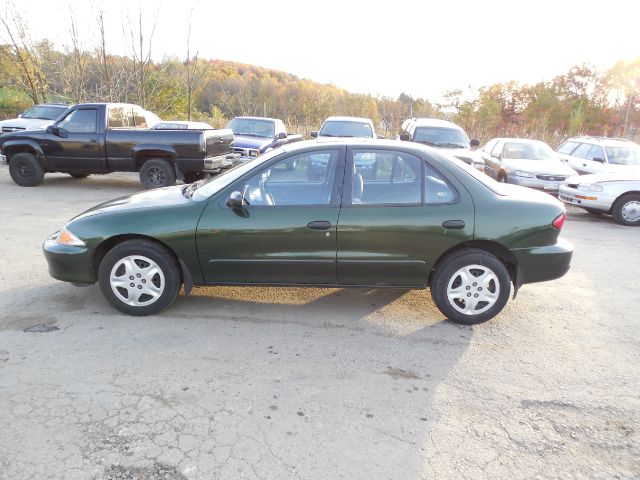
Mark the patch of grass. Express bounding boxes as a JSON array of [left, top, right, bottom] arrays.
[[0, 88, 32, 120]]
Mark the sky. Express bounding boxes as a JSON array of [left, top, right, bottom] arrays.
[[3, 0, 639, 102]]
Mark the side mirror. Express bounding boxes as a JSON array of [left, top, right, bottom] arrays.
[[470, 138, 480, 148], [310, 131, 318, 138], [592, 157, 605, 163], [226, 191, 245, 209], [276, 132, 287, 140], [46, 125, 61, 136], [399, 133, 410, 141]]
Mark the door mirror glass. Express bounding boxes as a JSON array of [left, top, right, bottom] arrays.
[[227, 191, 245, 209], [276, 132, 287, 140], [592, 157, 605, 163], [310, 131, 318, 138], [399, 133, 410, 141]]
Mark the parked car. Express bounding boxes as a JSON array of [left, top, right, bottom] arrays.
[[311, 116, 378, 139], [558, 173, 640, 226], [42, 139, 572, 325], [227, 116, 303, 162], [555, 136, 640, 175], [398, 118, 485, 172], [0, 103, 234, 188], [152, 121, 214, 130], [0, 103, 69, 133], [480, 138, 577, 192]]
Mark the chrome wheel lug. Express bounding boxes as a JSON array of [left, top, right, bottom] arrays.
[[130, 283, 134, 287]]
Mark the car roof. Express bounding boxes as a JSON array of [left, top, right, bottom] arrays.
[[404, 118, 463, 130], [565, 136, 635, 147], [276, 138, 439, 157], [232, 116, 280, 122], [322, 116, 373, 124]]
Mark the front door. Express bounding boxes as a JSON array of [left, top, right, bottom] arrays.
[[43, 107, 104, 172], [337, 147, 475, 287], [196, 147, 345, 284]]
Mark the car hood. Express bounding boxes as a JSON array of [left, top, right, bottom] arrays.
[[70, 185, 195, 222], [503, 159, 577, 175], [0, 117, 55, 130], [566, 172, 640, 184], [233, 135, 273, 150]]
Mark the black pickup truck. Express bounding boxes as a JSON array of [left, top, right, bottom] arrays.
[[0, 103, 234, 188]]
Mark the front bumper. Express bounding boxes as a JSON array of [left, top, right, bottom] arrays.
[[557, 184, 614, 212], [43, 237, 96, 284], [508, 175, 565, 192], [512, 237, 573, 285]]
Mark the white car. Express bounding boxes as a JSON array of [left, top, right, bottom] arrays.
[[398, 118, 485, 172], [311, 116, 377, 139], [555, 136, 640, 175], [0, 104, 69, 133], [480, 138, 577, 192], [558, 173, 640, 226]]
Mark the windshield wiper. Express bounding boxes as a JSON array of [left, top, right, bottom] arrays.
[[235, 132, 268, 138], [435, 142, 466, 149]]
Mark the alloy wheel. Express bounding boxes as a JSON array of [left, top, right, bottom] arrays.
[[446, 264, 500, 315], [109, 255, 165, 307]]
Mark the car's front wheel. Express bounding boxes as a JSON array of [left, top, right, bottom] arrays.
[[612, 193, 640, 226], [98, 240, 181, 315], [431, 249, 511, 325], [9, 152, 45, 186]]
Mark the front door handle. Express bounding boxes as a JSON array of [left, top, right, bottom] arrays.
[[442, 220, 465, 229], [307, 220, 331, 231]]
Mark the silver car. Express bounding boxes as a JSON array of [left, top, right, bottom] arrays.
[[481, 138, 577, 192], [558, 173, 640, 226]]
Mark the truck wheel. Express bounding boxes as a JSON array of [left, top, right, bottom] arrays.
[[430, 249, 511, 325], [612, 193, 640, 226], [98, 239, 181, 316], [9, 152, 45, 187], [140, 159, 176, 189]]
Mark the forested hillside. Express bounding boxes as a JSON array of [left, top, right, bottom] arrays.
[[1, 10, 638, 144]]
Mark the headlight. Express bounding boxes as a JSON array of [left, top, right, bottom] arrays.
[[577, 183, 604, 192], [51, 226, 86, 247], [513, 170, 534, 178]]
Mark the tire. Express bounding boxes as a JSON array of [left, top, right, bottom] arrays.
[[98, 239, 181, 316], [584, 208, 604, 215], [430, 249, 511, 325], [69, 173, 89, 179], [612, 193, 640, 226], [139, 159, 176, 189], [8, 152, 45, 186], [183, 171, 209, 184]]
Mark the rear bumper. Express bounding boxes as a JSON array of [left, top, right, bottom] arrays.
[[512, 237, 573, 285], [43, 238, 96, 284]]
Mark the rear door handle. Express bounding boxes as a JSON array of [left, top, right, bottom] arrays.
[[442, 220, 465, 229], [307, 220, 331, 231]]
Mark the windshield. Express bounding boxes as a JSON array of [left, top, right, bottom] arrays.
[[227, 118, 275, 138], [605, 145, 640, 166], [319, 120, 373, 138], [22, 105, 67, 120], [413, 127, 468, 148], [502, 141, 556, 160], [192, 148, 286, 200]]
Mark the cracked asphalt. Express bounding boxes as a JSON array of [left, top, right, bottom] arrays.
[[0, 169, 638, 479]]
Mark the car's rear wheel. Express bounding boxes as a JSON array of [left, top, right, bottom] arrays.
[[612, 193, 640, 226], [431, 249, 511, 325], [98, 240, 181, 315], [139, 159, 176, 189], [8, 152, 45, 186], [69, 173, 89, 179]]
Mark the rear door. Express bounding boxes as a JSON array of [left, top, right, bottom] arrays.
[[196, 147, 345, 284], [336, 147, 474, 287]]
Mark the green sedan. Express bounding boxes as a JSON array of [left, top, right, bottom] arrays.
[[43, 139, 573, 325]]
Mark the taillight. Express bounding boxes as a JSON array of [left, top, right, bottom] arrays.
[[552, 211, 566, 230]]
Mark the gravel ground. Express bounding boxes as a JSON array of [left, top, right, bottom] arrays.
[[0, 170, 638, 480]]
